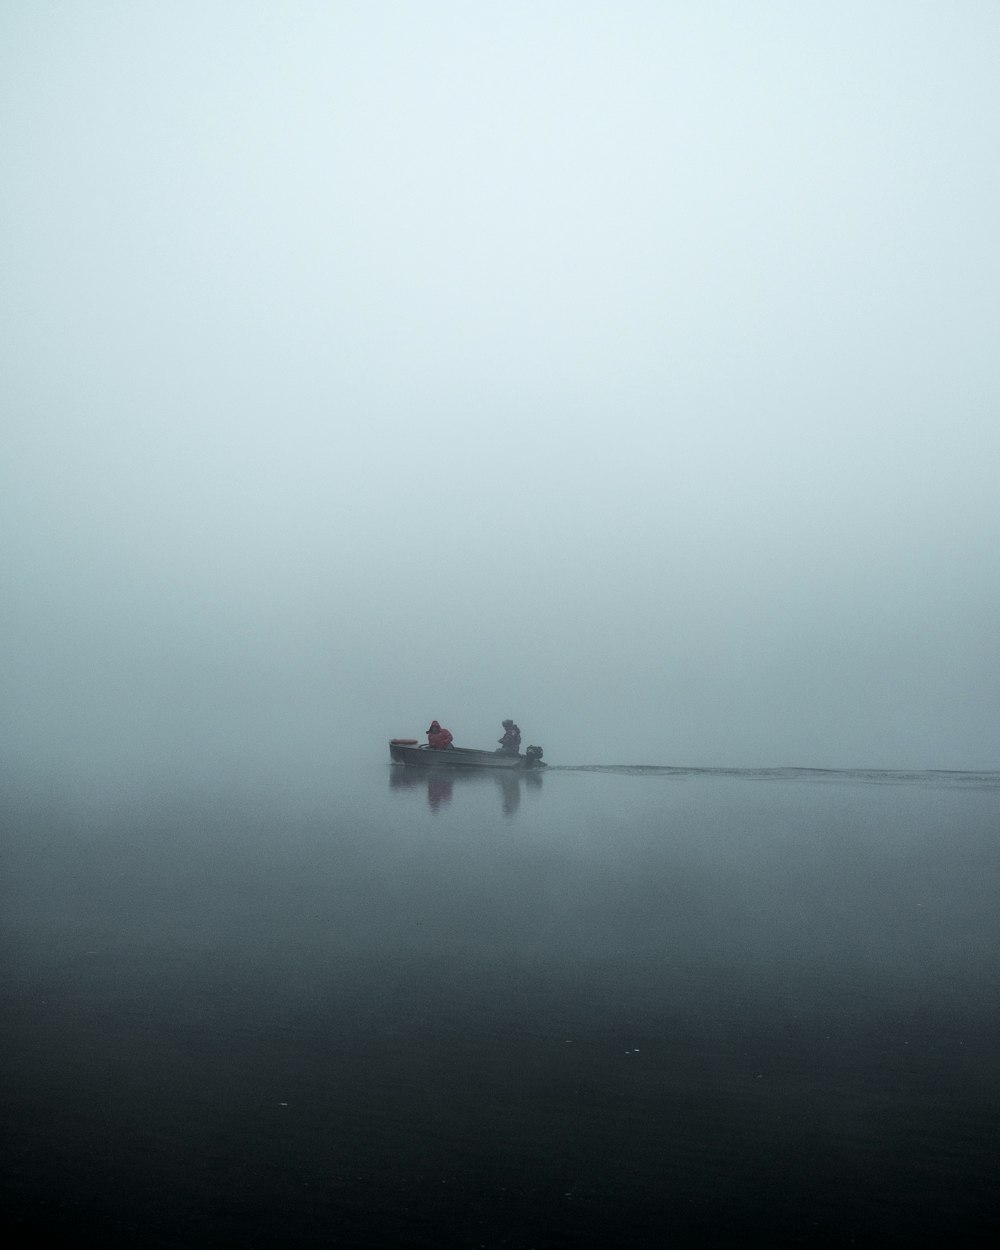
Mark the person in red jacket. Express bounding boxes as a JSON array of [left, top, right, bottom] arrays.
[[426, 720, 454, 750]]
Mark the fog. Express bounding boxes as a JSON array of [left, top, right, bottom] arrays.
[[3, 1, 998, 782]]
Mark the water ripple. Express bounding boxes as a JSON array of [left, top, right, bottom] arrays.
[[548, 765, 1000, 787]]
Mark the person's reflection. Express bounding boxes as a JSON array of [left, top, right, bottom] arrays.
[[497, 773, 520, 817], [426, 775, 453, 812], [388, 767, 454, 812]]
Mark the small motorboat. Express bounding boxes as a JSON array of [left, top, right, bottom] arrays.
[[389, 739, 545, 770]]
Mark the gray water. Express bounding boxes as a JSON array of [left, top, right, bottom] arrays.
[[3, 761, 999, 1248]]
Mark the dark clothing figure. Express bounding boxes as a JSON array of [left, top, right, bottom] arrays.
[[426, 720, 454, 750], [497, 719, 521, 754]]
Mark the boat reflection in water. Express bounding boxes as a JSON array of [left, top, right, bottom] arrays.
[[389, 764, 542, 817]]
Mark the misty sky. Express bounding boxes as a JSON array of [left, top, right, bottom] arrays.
[[2, 1, 998, 773]]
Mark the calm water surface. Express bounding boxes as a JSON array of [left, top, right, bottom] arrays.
[[3, 761, 999, 1248]]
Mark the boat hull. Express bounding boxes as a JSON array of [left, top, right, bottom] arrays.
[[389, 742, 542, 770]]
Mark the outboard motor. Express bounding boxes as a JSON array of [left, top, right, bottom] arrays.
[[524, 745, 544, 769]]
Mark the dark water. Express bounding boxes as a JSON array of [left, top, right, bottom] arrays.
[[3, 761, 999, 1248]]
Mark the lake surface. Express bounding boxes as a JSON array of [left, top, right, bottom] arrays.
[[3, 761, 999, 1248]]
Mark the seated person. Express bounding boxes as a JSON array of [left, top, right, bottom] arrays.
[[426, 720, 454, 749], [497, 719, 521, 754]]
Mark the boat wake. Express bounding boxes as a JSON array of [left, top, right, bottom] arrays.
[[547, 765, 1000, 787]]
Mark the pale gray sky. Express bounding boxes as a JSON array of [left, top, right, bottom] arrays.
[[2, 1, 998, 772]]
